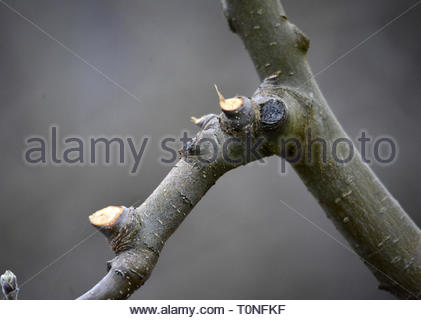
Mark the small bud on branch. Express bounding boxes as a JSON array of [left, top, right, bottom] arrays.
[[1, 270, 19, 300]]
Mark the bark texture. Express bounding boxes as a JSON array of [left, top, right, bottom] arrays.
[[5, 0, 420, 300], [222, 0, 421, 299], [78, 98, 288, 299]]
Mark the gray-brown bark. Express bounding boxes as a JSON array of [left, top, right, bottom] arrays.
[[223, 0, 421, 298], [4, 0, 420, 300], [78, 98, 286, 299]]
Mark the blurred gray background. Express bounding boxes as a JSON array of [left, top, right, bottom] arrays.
[[0, 0, 420, 299]]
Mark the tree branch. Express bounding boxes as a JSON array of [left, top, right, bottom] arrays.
[[6, 0, 421, 300], [223, 0, 421, 299], [78, 94, 289, 299]]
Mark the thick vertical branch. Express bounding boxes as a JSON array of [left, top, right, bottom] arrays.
[[221, 0, 313, 91], [224, 0, 421, 299]]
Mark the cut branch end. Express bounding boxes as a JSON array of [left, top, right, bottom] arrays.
[[190, 116, 203, 125], [214, 84, 243, 112], [89, 206, 124, 227]]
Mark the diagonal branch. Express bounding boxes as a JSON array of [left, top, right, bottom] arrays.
[[5, 0, 421, 300], [78, 93, 289, 299]]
